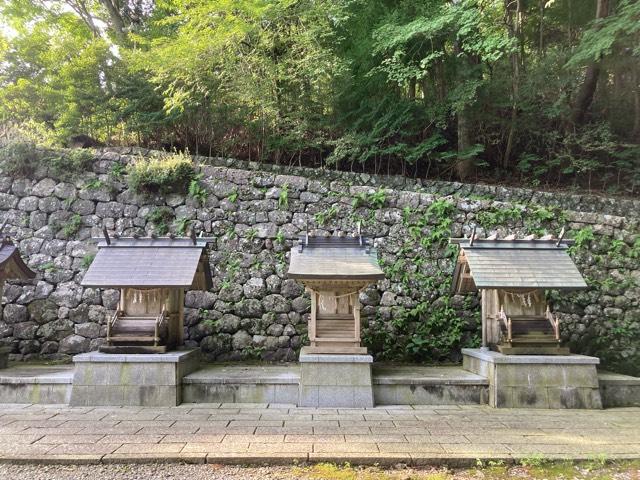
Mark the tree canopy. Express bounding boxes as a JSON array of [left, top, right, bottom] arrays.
[[1, 0, 639, 192]]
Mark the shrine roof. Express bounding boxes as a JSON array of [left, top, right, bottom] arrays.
[[288, 236, 385, 281], [81, 237, 212, 288], [450, 237, 587, 291]]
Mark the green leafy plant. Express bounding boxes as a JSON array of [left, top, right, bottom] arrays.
[[62, 214, 83, 238], [109, 161, 126, 179], [175, 217, 191, 235], [315, 205, 339, 226], [278, 183, 289, 209], [228, 189, 239, 203], [83, 178, 104, 190], [275, 229, 285, 245], [188, 173, 208, 204], [49, 149, 93, 180], [245, 227, 258, 241], [127, 152, 195, 195], [40, 261, 56, 273], [81, 253, 95, 268], [0, 141, 44, 177], [146, 207, 174, 235]]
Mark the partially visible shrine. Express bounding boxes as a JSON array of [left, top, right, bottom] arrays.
[[0, 232, 36, 369]]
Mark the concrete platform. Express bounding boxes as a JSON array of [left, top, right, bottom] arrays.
[[463, 348, 602, 409], [0, 361, 636, 408], [598, 370, 640, 408], [71, 350, 200, 407], [373, 365, 488, 405], [182, 363, 489, 406], [299, 349, 374, 408], [183, 365, 300, 404], [0, 364, 73, 404]]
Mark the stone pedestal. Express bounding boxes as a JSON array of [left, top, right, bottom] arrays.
[[70, 350, 199, 407], [298, 347, 374, 408], [0, 347, 10, 369], [462, 348, 602, 409]]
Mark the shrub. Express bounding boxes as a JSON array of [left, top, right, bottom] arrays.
[[49, 149, 93, 180], [0, 141, 93, 180], [0, 141, 43, 177], [147, 207, 174, 235], [62, 214, 83, 238], [127, 152, 195, 195]]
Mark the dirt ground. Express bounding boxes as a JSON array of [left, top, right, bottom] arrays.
[[0, 461, 638, 480]]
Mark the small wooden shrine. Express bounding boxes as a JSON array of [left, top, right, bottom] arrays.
[[82, 232, 212, 353], [287, 233, 384, 354], [0, 234, 36, 298], [451, 231, 587, 355]]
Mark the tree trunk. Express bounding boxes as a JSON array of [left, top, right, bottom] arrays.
[[455, 105, 474, 180], [633, 66, 640, 140], [98, 0, 128, 42], [503, 0, 524, 169], [571, 0, 610, 126]]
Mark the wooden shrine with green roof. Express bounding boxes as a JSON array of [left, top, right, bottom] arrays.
[[451, 230, 587, 355], [82, 230, 212, 353]]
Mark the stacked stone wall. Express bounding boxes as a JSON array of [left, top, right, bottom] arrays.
[[1, 148, 638, 374]]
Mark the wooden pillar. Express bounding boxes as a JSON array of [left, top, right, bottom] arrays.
[[353, 292, 361, 345], [308, 288, 317, 346]]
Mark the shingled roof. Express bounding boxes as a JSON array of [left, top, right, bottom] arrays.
[[288, 236, 385, 281], [81, 237, 212, 289], [451, 237, 587, 291], [0, 239, 36, 280]]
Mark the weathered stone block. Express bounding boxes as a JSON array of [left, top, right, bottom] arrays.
[[70, 350, 199, 406], [462, 348, 602, 409]]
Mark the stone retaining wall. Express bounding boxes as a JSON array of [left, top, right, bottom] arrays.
[[1, 148, 638, 374]]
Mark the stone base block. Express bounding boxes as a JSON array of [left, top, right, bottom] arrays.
[[70, 350, 199, 407], [298, 347, 374, 408], [462, 348, 602, 409], [598, 371, 640, 408], [0, 348, 9, 370]]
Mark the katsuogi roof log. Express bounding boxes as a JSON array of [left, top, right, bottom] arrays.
[[451, 237, 587, 291], [81, 237, 213, 289], [288, 235, 384, 281]]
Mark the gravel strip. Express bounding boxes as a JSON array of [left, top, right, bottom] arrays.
[[0, 464, 299, 480]]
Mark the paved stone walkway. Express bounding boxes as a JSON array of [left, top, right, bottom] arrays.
[[0, 403, 638, 465]]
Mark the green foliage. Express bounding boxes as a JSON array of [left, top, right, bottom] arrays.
[[174, 217, 191, 236], [126, 153, 195, 195], [1, 0, 639, 191], [315, 205, 339, 226], [245, 228, 258, 241], [0, 141, 44, 177], [278, 184, 289, 209], [81, 253, 95, 269], [275, 229, 285, 245], [188, 173, 208, 205], [146, 207, 174, 235], [228, 189, 239, 203], [62, 214, 83, 238], [48, 149, 92, 180], [352, 188, 387, 209], [83, 178, 104, 190], [0, 141, 91, 180]]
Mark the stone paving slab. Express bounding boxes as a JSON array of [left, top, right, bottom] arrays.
[[0, 403, 636, 466]]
